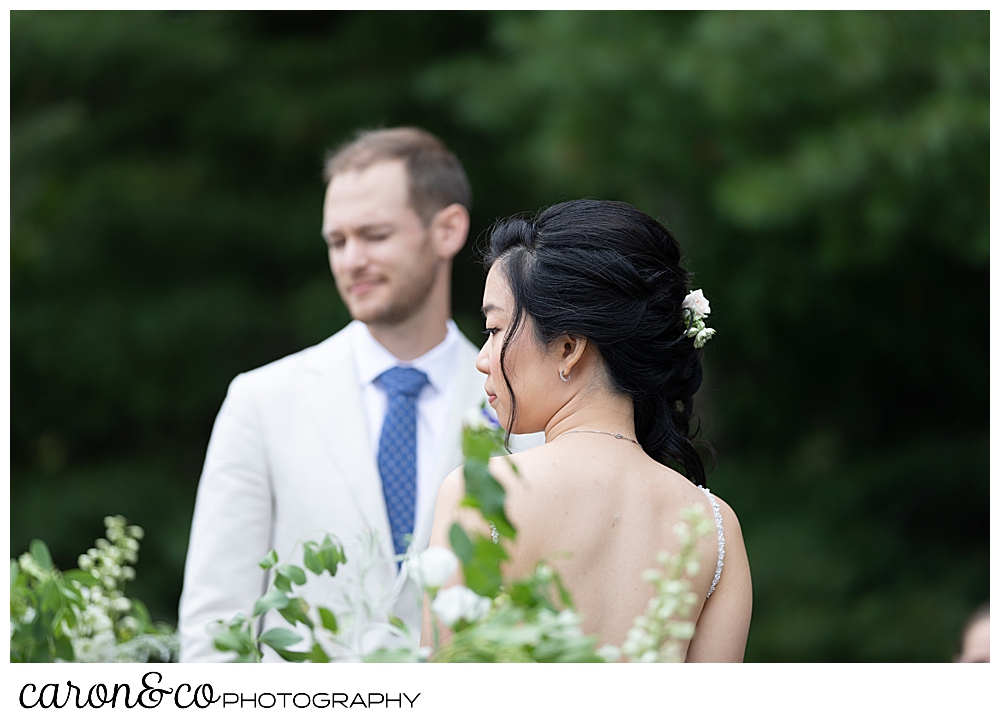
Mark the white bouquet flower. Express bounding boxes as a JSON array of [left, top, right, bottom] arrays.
[[431, 586, 492, 629], [404, 546, 459, 592]]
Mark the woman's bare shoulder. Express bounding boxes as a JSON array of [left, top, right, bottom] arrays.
[[485, 443, 559, 482]]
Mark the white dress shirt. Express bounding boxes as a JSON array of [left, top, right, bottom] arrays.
[[350, 319, 465, 546]]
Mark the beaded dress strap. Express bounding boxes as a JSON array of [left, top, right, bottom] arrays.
[[698, 486, 726, 599]]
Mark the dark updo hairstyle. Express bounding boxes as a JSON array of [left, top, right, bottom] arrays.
[[485, 199, 710, 488]]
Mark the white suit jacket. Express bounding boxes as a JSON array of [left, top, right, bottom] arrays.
[[178, 324, 491, 662]]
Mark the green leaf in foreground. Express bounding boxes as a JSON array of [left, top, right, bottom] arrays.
[[449, 523, 475, 563], [277, 564, 307, 586], [462, 458, 515, 539], [252, 588, 290, 617], [257, 627, 303, 652], [317, 606, 338, 633], [30, 540, 53, 570]]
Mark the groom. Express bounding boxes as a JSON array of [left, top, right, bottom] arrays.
[[178, 127, 506, 662]]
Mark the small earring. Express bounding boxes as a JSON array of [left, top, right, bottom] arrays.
[[559, 369, 570, 382]]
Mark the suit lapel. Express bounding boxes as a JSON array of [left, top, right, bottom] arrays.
[[301, 328, 393, 558]]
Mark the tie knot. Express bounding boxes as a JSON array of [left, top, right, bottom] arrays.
[[379, 366, 429, 398]]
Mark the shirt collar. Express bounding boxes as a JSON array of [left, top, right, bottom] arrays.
[[350, 319, 461, 394]]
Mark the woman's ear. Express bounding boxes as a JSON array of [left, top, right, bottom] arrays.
[[557, 334, 588, 380]]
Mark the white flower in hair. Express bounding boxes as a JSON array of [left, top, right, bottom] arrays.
[[682, 289, 716, 348], [682, 289, 711, 318], [694, 327, 715, 348]]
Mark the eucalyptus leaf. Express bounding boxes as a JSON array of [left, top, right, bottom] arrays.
[[213, 628, 254, 654], [258, 550, 279, 570], [278, 597, 313, 629], [252, 588, 290, 617], [277, 564, 307, 586], [258, 627, 303, 651], [318, 537, 346, 575], [302, 545, 324, 575]]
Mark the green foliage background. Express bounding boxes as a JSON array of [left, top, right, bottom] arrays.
[[11, 10, 988, 662]]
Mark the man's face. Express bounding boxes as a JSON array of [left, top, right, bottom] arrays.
[[322, 160, 438, 326]]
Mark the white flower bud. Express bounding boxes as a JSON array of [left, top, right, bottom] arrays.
[[694, 327, 715, 349], [667, 620, 696, 640], [78, 555, 93, 571], [431, 586, 491, 629], [127, 526, 144, 540], [95, 539, 110, 551], [122, 566, 136, 581], [404, 546, 459, 591], [665, 580, 685, 596], [556, 609, 578, 625]]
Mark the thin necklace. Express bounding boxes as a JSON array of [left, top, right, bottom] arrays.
[[554, 429, 640, 445]]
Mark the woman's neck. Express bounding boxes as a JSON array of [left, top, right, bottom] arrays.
[[542, 384, 636, 444]]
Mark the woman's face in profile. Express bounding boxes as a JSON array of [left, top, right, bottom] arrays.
[[477, 265, 562, 434]]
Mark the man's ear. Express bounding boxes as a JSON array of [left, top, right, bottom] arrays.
[[428, 203, 470, 260]]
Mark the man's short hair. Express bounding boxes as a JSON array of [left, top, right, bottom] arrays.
[[323, 127, 471, 225]]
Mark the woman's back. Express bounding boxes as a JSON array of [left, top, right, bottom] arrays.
[[435, 433, 749, 660], [495, 437, 718, 645]]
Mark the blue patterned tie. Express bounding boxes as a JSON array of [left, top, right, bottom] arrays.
[[377, 366, 429, 558]]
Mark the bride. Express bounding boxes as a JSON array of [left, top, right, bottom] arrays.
[[424, 199, 752, 662]]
